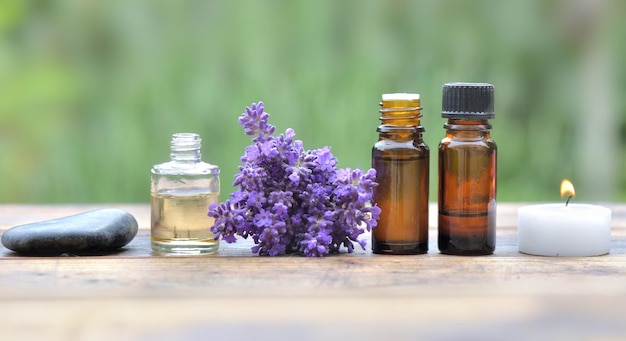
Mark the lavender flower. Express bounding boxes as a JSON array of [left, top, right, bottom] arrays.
[[209, 101, 380, 256]]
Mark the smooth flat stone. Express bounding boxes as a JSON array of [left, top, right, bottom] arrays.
[[1, 208, 138, 256]]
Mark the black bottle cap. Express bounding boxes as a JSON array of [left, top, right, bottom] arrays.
[[441, 82, 494, 119]]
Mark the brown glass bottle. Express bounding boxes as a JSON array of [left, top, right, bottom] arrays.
[[438, 83, 496, 255], [372, 93, 429, 254]]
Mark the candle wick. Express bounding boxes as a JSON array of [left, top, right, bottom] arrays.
[[565, 195, 573, 206]]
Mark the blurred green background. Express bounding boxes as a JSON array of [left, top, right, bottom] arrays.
[[1, 0, 625, 204]]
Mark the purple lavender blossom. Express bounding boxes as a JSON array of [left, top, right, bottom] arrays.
[[209, 101, 380, 256]]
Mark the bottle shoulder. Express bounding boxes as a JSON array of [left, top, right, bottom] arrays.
[[374, 139, 429, 150], [439, 136, 497, 150], [151, 160, 220, 176], [373, 140, 429, 159]]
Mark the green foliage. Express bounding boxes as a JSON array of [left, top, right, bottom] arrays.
[[1, 0, 625, 203]]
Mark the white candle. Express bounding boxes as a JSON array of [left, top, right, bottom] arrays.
[[518, 203, 611, 256]]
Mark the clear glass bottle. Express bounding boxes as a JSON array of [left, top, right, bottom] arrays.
[[151, 133, 220, 255], [438, 83, 496, 255], [372, 93, 429, 254]]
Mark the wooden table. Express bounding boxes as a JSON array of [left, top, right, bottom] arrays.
[[1, 203, 626, 340]]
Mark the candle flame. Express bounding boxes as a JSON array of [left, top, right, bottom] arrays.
[[560, 179, 575, 198]]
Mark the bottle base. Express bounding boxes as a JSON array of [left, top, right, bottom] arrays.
[[438, 248, 494, 256], [151, 239, 219, 255], [438, 211, 495, 256], [438, 241, 494, 256], [372, 241, 428, 255]]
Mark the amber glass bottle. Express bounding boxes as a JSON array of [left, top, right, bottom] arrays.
[[438, 83, 496, 255], [372, 93, 429, 254]]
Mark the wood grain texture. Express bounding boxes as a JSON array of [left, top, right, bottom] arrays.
[[1, 203, 626, 340]]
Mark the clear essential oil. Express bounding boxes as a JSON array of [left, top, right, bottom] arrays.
[[372, 93, 429, 254], [151, 190, 219, 244], [151, 133, 220, 255], [438, 83, 496, 255]]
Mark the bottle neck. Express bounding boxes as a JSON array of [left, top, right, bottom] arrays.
[[170, 133, 202, 162], [377, 97, 424, 135], [444, 119, 492, 138]]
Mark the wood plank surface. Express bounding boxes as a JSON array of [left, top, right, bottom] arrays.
[[1, 203, 626, 340]]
